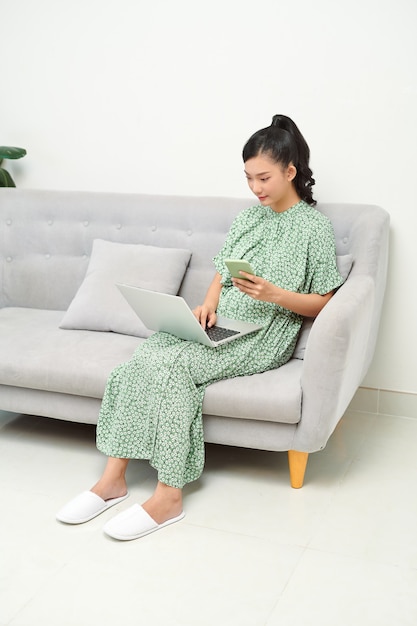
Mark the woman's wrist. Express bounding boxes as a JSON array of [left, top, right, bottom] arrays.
[[271, 285, 285, 306], [202, 300, 218, 313]]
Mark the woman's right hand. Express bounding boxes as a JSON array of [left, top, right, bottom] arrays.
[[192, 304, 217, 330], [193, 272, 222, 329]]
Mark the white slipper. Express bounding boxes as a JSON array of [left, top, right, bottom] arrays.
[[56, 491, 129, 524], [103, 503, 185, 541]]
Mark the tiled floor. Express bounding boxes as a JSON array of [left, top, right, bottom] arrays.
[[1, 408, 417, 626]]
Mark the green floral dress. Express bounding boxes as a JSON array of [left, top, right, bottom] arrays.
[[96, 201, 344, 488]]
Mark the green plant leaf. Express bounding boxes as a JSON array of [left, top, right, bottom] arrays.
[[0, 167, 16, 187], [0, 146, 26, 160]]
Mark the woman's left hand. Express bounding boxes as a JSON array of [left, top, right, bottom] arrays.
[[232, 272, 279, 303], [233, 272, 335, 316]]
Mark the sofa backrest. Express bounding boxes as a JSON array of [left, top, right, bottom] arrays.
[[0, 189, 389, 315]]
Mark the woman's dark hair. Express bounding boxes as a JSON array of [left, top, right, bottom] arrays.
[[242, 114, 316, 206]]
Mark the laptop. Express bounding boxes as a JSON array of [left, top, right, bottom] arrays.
[[117, 284, 263, 348]]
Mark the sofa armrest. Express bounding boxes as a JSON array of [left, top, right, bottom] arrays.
[[291, 274, 376, 451]]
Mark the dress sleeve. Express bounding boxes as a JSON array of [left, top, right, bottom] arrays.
[[212, 210, 248, 283], [304, 216, 345, 295]]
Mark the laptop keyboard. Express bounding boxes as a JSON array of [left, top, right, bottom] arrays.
[[205, 325, 240, 342]]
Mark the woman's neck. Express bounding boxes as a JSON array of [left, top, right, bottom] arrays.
[[270, 191, 302, 213]]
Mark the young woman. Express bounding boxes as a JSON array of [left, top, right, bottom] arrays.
[[57, 115, 344, 540]]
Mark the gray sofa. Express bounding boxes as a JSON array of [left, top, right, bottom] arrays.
[[0, 189, 390, 487]]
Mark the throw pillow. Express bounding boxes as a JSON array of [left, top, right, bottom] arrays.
[[292, 254, 353, 359], [60, 239, 191, 337]]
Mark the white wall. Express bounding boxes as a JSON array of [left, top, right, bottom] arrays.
[[2, 0, 416, 393]]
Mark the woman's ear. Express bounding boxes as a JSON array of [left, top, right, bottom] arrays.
[[287, 164, 297, 182]]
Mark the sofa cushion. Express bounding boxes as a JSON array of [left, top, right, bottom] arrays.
[[335, 254, 354, 281], [292, 254, 353, 360], [0, 307, 302, 424], [0, 308, 142, 398], [60, 239, 191, 337]]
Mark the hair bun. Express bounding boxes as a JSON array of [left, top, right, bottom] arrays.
[[271, 114, 292, 131]]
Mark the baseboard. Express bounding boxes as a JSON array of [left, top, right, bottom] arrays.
[[348, 387, 417, 419]]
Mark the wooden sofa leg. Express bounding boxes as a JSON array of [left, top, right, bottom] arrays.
[[288, 450, 309, 489]]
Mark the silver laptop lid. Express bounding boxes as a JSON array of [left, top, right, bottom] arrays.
[[116, 284, 262, 347]]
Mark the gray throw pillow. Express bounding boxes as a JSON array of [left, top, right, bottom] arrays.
[[60, 239, 191, 337], [292, 254, 353, 359]]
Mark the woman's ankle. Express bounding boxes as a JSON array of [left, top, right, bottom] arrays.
[[91, 477, 128, 501], [90, 458, 129, 501], [142, 483, 183, 524]]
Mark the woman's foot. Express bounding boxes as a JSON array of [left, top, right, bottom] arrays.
[[56, 491, 129, 524], [103, 482, 184, 540], [141, 481, 183, 525], [90, 457, 129, 501]]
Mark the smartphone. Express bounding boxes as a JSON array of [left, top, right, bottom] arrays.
[[225, 258, 255, 280]]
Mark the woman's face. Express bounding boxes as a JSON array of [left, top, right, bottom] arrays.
[[244, 153, 298, 213]]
